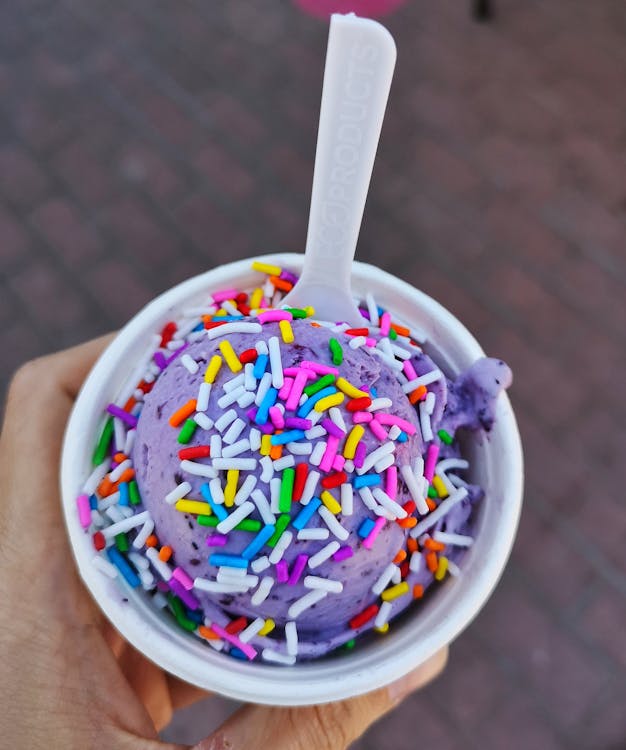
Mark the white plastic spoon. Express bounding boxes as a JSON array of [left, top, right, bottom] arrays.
[[281, 13, 397, 325]]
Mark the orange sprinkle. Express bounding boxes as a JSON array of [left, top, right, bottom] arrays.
[[409, 385, 428, 404], [145, 535, 159, 548], [168, 399, 197, 428], [426, 497, 438, 511], [424, 538, 446, 552], [390, 323, 410, 337], [397, 517, 417, 529], [198, 625, 220, 640], [123, 396, 137, 412], [426, 551, 438, 572], [159, 545, 173, 562], [117, 468, 135, 484], [269, 275, 293, 292], [413, 584, 424, 599], [393, 549, 407, 565], [407, 538, 418, 554], [310, 322, 321, 327], [97, 477, 114, 497], [269, 434, 283, 461], [113, 452, 128, 463]]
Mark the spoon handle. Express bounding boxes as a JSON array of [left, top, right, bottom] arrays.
[[301, 14, 397, 297]]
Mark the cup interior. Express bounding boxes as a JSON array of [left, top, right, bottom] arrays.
[[61, 253, 523, 706]]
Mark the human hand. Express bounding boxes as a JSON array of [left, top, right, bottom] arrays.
[[0, 336, 447, 750]]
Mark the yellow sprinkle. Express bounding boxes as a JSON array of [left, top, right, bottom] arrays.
[[432, 475, 449, 498], [320, 490, 341, 515], [314, 392, 345, 413], [214, 308, 228, 317], [260, 434, 272, 456], [381, 582, 410, 602], [218, 340, 242, 372], [250, 288, 263, 309], [304, 306, 315, 317], [252, 261, 282, 276], [175, 500, 213, 515], [258, 618, 275, 636], [336, 377, 368, 399], [279, 319, 294, 344], [224, 469, 239, 507], [435, 556, 449, 581], [374, 623, 390, 633], [344, 425, 365, 459], [205, 355, 223, 384]]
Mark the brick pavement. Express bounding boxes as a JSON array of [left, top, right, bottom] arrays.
[[1, 0, 625, 748]]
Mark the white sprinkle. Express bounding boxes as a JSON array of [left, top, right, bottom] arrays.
[[83, 459, 112, 495], [216, 566, 248, 578], [255, 372, 273, 406], [256, 339, 268, 356], [223, 373, 246, 392], [357, 441, 395, 475], [308, 541, 340, 569], [340, 484, 353, 516], [123, 429, 136, 455], [98, 492, 121, 511], [251, 555, 271, 573], [133, 516, 155, 548], [180, 460, 217, 478], [234, 475, 257, 506], [249, 428, 262, 451], [349, 335, 366, 349], [218, 386, 246, 409], [419, 401, 434, 442], [181, 354, 199, 374], [358, 486, 378, 511], [195, 412, 214, 430], [139, 569, 155, 589], [308, 409, 324, 426], [113, 418, 126, 456], [207, 322, 262, 339], [447, 560, 461, 577], [305, 425, 326, 440], [128, 551, 149, 570], [212, 458, 257, 471], [318, 507, 349, 540], [268, 531, 293, 564], [410, 488, 469, 538], [92, 555, 118, 578], [237, 391, 255, 408], [193, 579, 249, 593], [221, 438, 251, 458], [309, 441, 326, 467], [215, 408, 238, 433], [268, 336, 284, 389], [343, 459, 355, 473], [221, 300, 239, 316], [146, 547, 172, 581], [210, 434, 222, 458], [209, 478, 225, 504], [287, 589, 328, 619], [260, 456, 274, 484], [377, 337, 394, 359], [297, 528, 329, 541], [285, 621, 298, 656], [433, 531, 474, 547], [300, 470, 320, 505], [196, 382, 211, 412], [402, 369, 444, 393], [152, 591, 169, 610], [425, 390, 436, 415], [400, 465, 430, 515], [90, 509, 105, 528], [375, 601, 393, 629], [370, 347, 404, 371], [367, 397, 393, 412], [449, 473, 470, 489], [165, 482, 192, 505], [374, 453, 395, 473], [436, 458, 470, 474], [391, 565, 402, 583], [287, 441, 313, 455], [222, 417, 246, 445], [262, 649, 296, 665], [329, 406, 346, 431], [414, 455, 425, 477], [216, 501, 255, 534], [436, 470, 457, 496], [270, 477, 281, 513], [216, 572, 258, 588], [251, 576, 275, 605], [372, 563, 397, 595], [387, 425, 402, 441], [365, 292, 379, 326], [239, 617, 266, 643], [273, 455, 295, 471], [304, 576, 343, 593], [109, 458, 132, 483], [409, 552, 423, 573], [244, 363, 257, 391]]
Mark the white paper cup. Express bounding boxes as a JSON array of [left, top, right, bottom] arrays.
[[61, 253, 523, 706]]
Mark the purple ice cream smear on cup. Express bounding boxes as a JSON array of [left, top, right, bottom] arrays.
[[78, 259, 512, 664]]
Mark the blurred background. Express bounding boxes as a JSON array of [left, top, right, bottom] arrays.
[[1, 0, 625, 748]]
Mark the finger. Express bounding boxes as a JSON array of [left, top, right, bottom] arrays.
[[166, 674, 211, 713], [193, 648, 448, 750]]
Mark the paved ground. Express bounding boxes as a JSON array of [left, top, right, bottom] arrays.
[[1, 1, 625, 748]]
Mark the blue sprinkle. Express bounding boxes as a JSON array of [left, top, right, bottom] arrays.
[[370, 386, 378, 398], [396, 431, 408, 443], [186, 608, 203, 623], [107, 547, 141, 588], [89, 494, 98, 510], [230, 647, 247, 660], [297, 386, 337, 418], [292, 497, 322, 530], [358, 519, 376, 539], [191, 322, 204, 332], [353, 474, 381, 489], [209, 554, 249, 569], [253, 353, 269, 379], [214, 314, 244, 322], [270, 429, 306, 445], [118, 481, 130, 506], [241, 524, 276, 559], [377, 305, 385, 317], [200, 483, 228, 521], [256, 387, 278, 425]]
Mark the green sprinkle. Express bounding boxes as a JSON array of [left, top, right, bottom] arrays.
[[178, 418, 197, 444], [427, 485, 437, 498], [197, 515, 217, 526], [279, 468, 295, 513], [92, 417, 114, 466], [129, 480, 142, 506], [344, 639, 356, 650], [389, 328, 398, 340], [267, 514, 290, 546], [284, 307, 308, 319], [329, 337, 343, 365], [115, 532, 129, 552], [438, 429, 454, 445], [168, 595, 197, 632], [197, 515, 261, 532], [304, 373, 335, 396]]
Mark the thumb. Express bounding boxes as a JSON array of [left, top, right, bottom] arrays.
[[192, 648, 448, 750]]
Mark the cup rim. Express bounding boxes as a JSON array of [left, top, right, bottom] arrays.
[[61, 253, 523, 705]]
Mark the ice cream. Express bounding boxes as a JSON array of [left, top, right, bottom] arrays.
[[78, 260, 511, 664]]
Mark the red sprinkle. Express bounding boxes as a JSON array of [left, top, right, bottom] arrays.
[[293, 463, 308, 502], [403, 500, 416, 515], [159, 321, 177, 347], [225, 616, 248, 635], [235, 292, 248, 303], [349, 604, 379, 630], [346, 396, 372, 412], [400, 560, 410, 579], [239, 348, 258, 364], [238, 303, 251, 316], [345, 328, 369, 337], [92, 531, 106, 551], [178, 445, 211, 460], [204, 320, 228, 330], [321, 471, 347, 490], [137, 380, 154, 394]]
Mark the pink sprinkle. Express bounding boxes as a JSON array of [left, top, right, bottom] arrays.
[[385, 466, 398, 500], [365, 337, 377, 347], [269, 406, 285, 429], [363, 517, 386, 549], [76, 494, 91, 529], [172, 566, 194, 591], [206, 534, 228, 546], [332, 454, 346, 472], [285, 417, 312, 430], [424, 444, 440, 482], [403, 359, 418, 380], [301, 360, 339, 376], [285, 369, 310, 411], [376, 413, 417, 436], [319, 435, 340, 472], [209, 623, 257, 660], [352, 411, 373, 424], [369, 418, 388, 441], [276, 559, 289, 583], [333, 545, 354, 562], [283, 367, 315, 379], [380, 312, 391, 336], [212, 288, 239, 303], [321, 418, 345, 438], [287, 554, 308, 585], [354, 441, 367, 469], [278, 376, 294, 401], [168, 577, 200, 610], [258, 310, 293, 323]]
